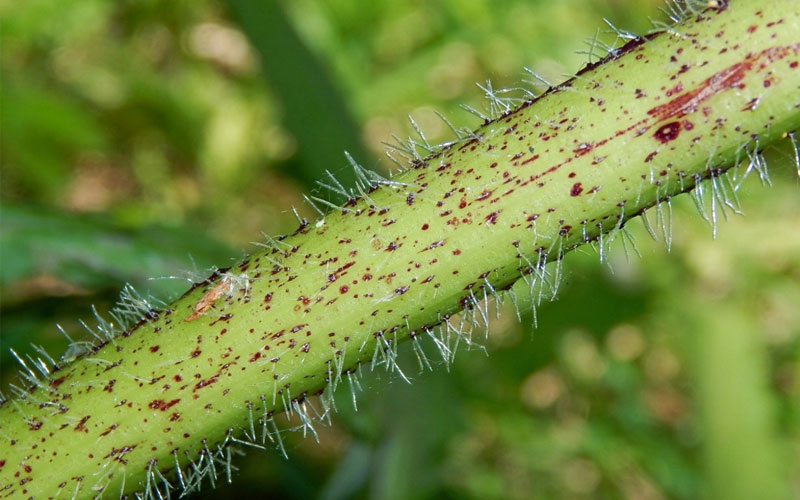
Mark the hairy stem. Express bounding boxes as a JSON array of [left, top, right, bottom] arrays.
[[1, 1, 799, 498]]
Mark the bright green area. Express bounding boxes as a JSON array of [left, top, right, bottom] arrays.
[[1, 0, 798, 499]]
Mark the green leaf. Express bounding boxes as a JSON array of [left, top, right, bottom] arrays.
[[0, 203, 236, 302], [226, 0, 373, 195]]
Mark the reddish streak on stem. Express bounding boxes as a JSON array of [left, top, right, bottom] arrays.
[[521, 43, 798, 188], [648, 44, 800, 121]]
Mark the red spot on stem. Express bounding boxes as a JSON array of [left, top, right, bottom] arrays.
[[654, 122, 681, 143]]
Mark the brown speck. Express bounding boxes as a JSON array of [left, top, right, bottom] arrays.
[[426, 240, 445, 250], [194, 377, 218, 391], [570, 183, 584, 196], [741, 97, 759, 111], [339, 286, 349, 294], [99, 424, 118, 437], [573, 142, 593, 156], [148, 399, 180, 411], [74, 415, 90, 432]]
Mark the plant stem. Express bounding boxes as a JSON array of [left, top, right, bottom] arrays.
[[1, 1, 798, 498]]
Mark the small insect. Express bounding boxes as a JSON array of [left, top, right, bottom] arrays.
[[184, 276, 231, 322]]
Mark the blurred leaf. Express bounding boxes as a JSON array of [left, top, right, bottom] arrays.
[[0, 203, 236, 302], [226, 0, 372, 195], [320, 442, 371, 500], [688, 302, 788, 500], [0, 78, 107, 197]]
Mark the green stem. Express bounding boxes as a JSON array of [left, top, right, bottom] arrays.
[[2, 1, 798, 498]]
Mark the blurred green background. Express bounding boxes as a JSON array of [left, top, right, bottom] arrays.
[[1, 0, 798, 498]]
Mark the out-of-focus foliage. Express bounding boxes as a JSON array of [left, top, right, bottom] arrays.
[[1, 0, 798, 499]]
